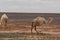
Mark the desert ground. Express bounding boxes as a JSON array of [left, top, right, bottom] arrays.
[[0, 24, 60, 40], [0, 13, 60, 40]]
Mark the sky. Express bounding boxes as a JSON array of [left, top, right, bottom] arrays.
[[0, 0, 60, 13]]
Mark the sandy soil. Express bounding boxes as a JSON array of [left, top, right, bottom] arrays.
[[0, 24, 60, 40], [0, 24, 60, 34]]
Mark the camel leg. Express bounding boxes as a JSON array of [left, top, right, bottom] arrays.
[[34, 25, 39, 33], [4, 22, 8, 29], [1, 22, 4, 27], [4, 22, 7, 27], [31, 26, 34, 33], [0, 23, 3, 29], [4, 20, 7, 26], [31, 22, 34, 33], [1, 22, 5, 29]]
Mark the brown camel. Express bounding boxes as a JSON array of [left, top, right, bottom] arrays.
[[31, 16, 54, 33]]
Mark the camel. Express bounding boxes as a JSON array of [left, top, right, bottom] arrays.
[[0, 14, 8, 27], [31, 16, 47, 33], [31, 16, 54, 33]]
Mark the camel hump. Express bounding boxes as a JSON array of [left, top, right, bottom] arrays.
[[36, 16, 46, 21], [1, 14, 8, 19], [33, 16, 46, 22], [1, 14, 8, 22]]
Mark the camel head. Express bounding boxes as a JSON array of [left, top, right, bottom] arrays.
[[46, 17, 54, 25]]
